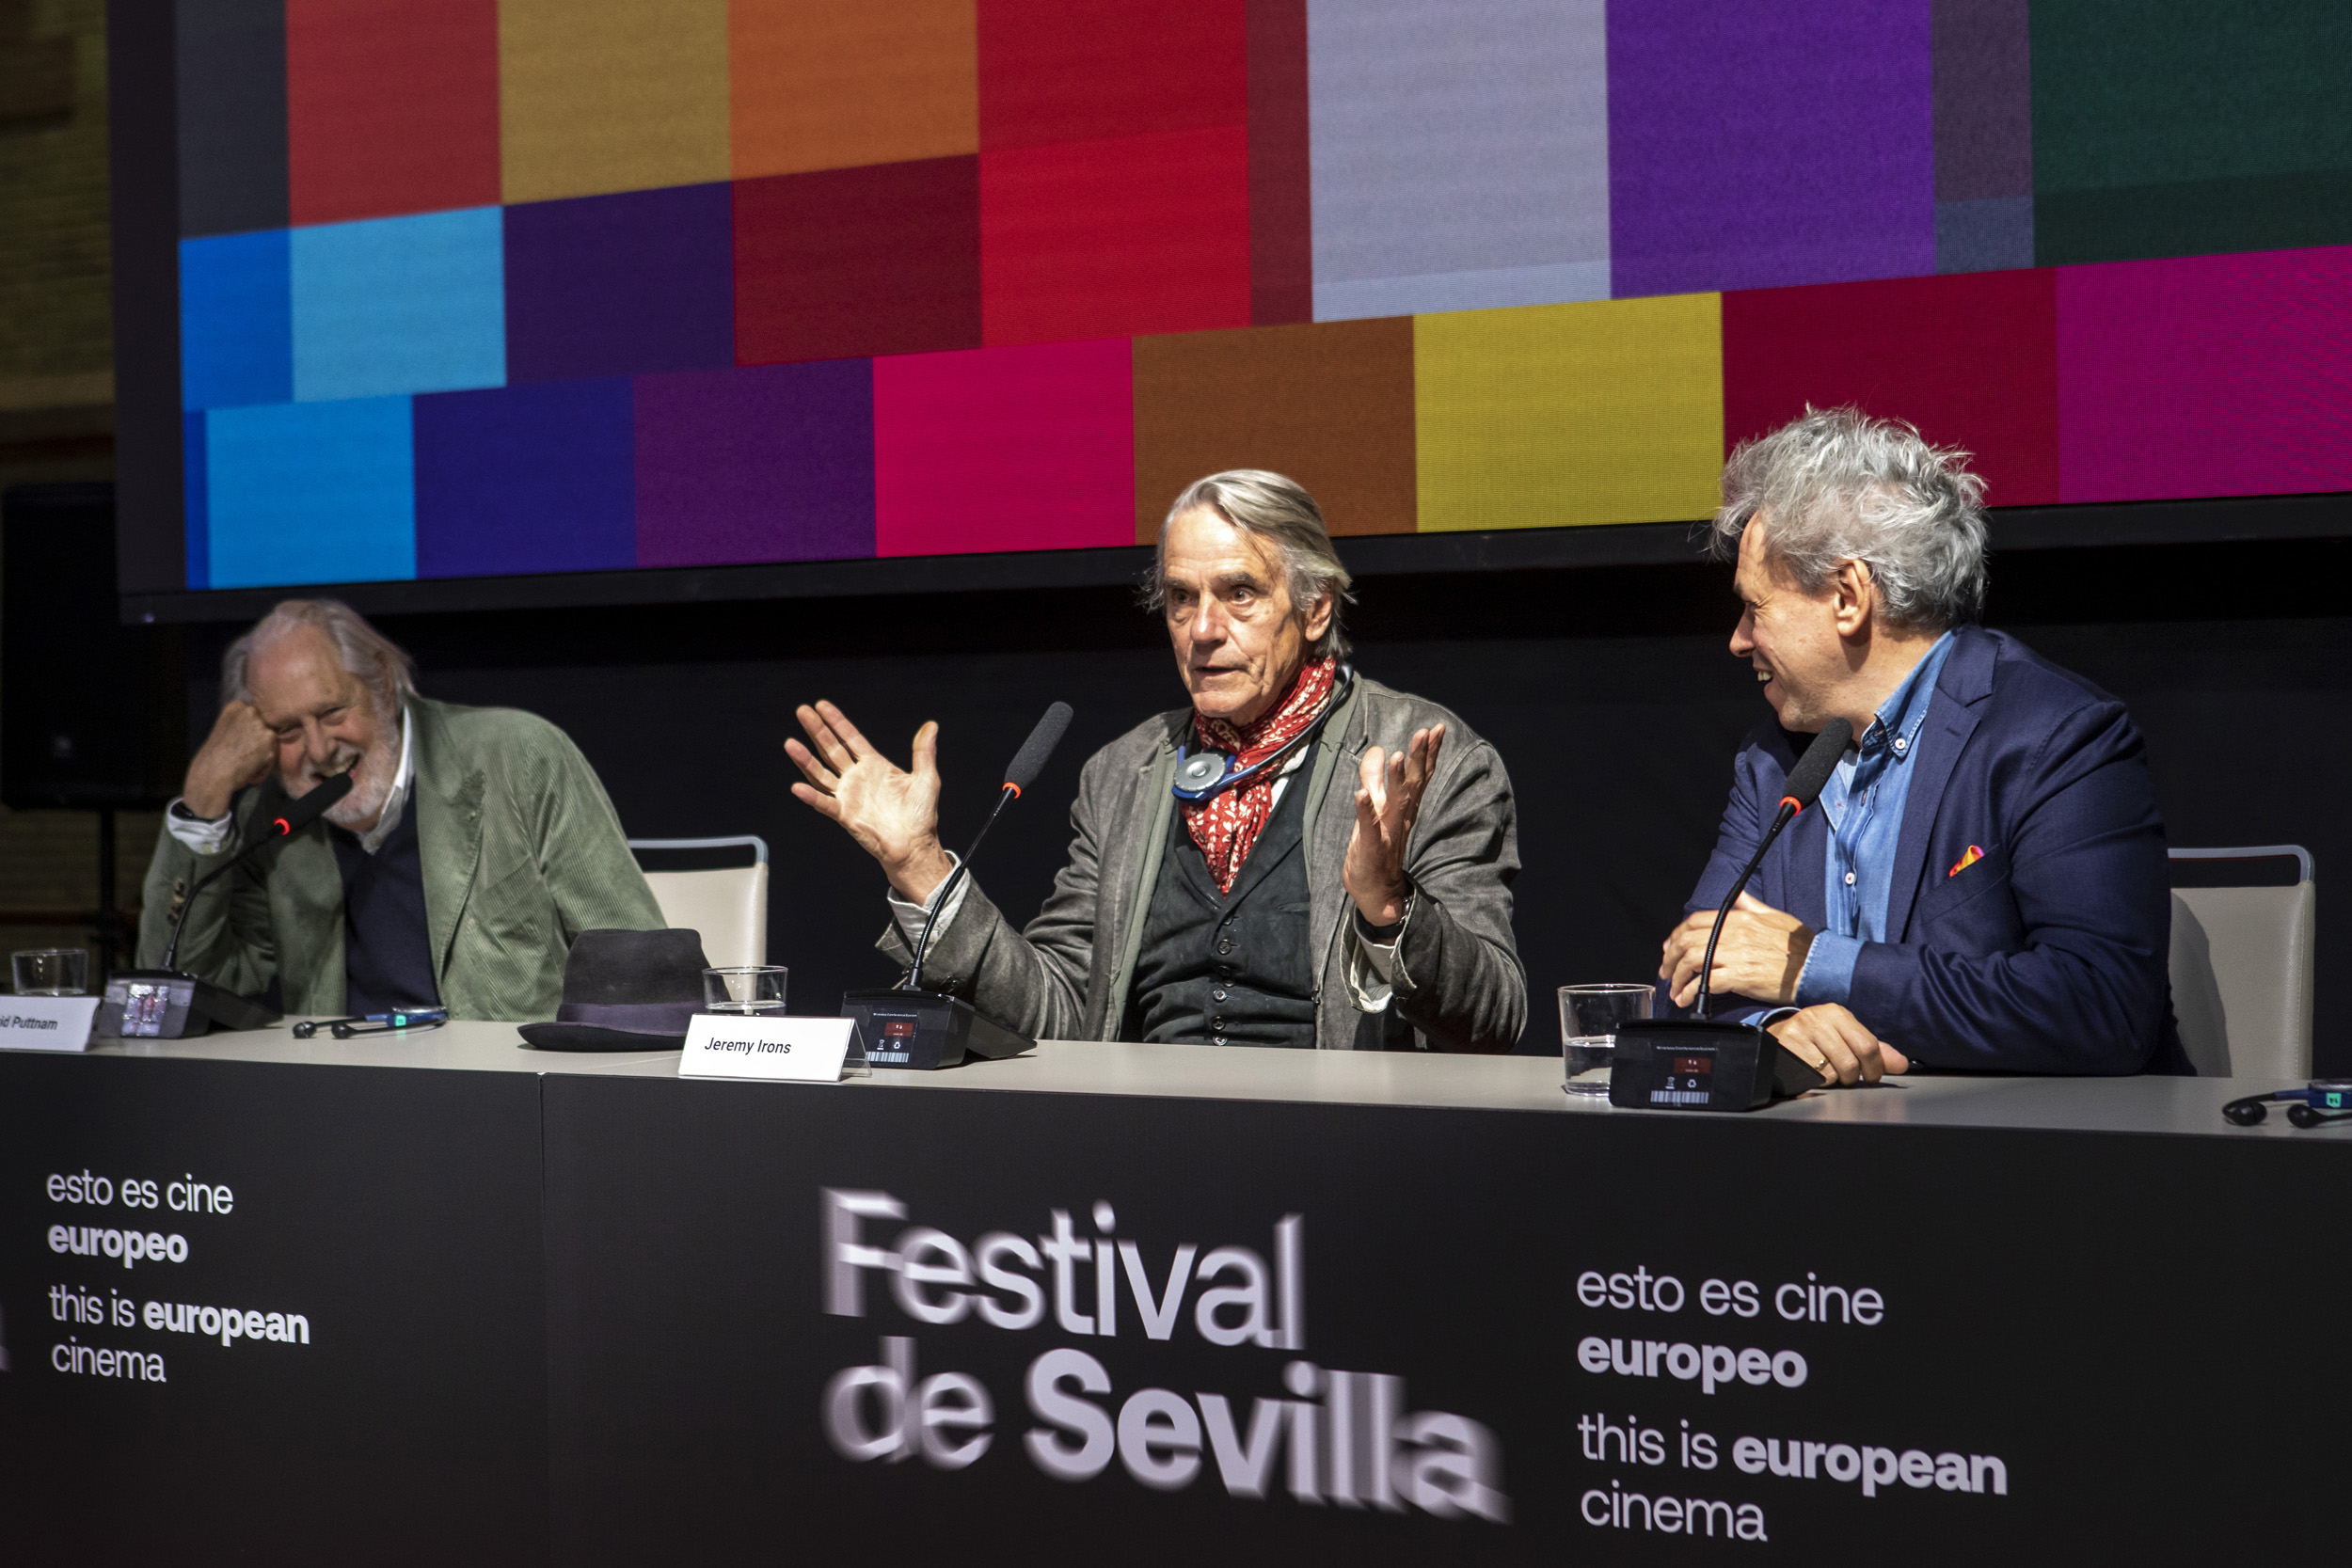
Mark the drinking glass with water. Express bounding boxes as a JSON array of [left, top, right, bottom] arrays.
[[1559, 984, 1654, 1095]]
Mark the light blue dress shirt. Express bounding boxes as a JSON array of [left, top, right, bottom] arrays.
[[1790, 631, 1958, 1007]]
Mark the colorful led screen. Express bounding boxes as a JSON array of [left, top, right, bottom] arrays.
[[170, 1, 2352, 592]]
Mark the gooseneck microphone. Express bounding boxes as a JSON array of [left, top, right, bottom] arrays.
[[1692, 718, 1852, 1019], [159, 771, 356, 972], [906, 702, 1073, 992]]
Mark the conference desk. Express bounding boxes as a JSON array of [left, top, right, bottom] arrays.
[[3, 1023, 2343, 1565]]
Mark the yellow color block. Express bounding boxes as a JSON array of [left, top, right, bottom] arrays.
[[731, 0, 977, 179], [501, 0, 731, 204], [1415, 293, 1724, 532]]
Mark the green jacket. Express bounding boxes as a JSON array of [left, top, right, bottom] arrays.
[[137, 697, 664, 1021]]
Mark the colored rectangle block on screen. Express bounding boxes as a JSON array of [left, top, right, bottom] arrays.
[[505, 185, 735, 383], [181, 230, 291, 409], [635, 361, 876, 567], [730, 0, 977, 178], [977, 0, 1247, 150], [2030, 6, 2352, 264], [206, 397, 417, 588], [2057, 247, 2352, 503], [285, 0, 501, 225], [1723, 269, 2059, 507], [980, 129, 1250, 345], [1247, 0, 1311, 325], [292, 207, 505, 402], [874, 339, 1133, 556], [415, 379, 636, 578], [1134, 317, 1415, 541], [1607, 0, 1933, 296], [499, 0, 731, 205], [735, 158, 980, 366], [1416, 293, 1723, 531], [183, 410, 210, 589], [1309, 0, 1612, 320], [176, 0, 288, 237]]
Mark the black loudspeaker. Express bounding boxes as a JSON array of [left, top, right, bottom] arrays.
[[2, 483, 183, 809]]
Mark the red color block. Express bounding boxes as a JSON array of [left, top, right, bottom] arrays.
[[2058, 247, 2352, 504], [980, 127, 1251, 346], [286, 0, 501, 226], [977, 0, 1247, 150], [1723, 269, 2060, 508], [1248, 0, 1311, 325], [872, 338, 1135, 557], [736, 157, 981, 367]]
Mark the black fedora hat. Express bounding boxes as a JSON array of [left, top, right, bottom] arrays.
[[518, 928, 710, 1052]]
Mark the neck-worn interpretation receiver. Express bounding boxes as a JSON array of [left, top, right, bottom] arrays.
[[1172, 667, 1354, 802]]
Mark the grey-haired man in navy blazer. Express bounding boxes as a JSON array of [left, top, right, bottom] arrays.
[[1661, 410, 2188, 1084]]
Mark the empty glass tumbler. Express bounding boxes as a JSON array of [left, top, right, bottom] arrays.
[[704, 966, 788, 1015], [12, 948, 88, 996], [1559, 983, 1653, 1095]]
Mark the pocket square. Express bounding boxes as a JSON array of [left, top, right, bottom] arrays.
[[1948, 844, 1986, 878]]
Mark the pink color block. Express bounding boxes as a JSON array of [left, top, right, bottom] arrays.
[[872, 338, 1135, 556], [2058, 246, 2352, 503]]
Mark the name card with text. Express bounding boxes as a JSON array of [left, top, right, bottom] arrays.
[[680, 1013, 857, 1083], [0, 995, 101, 1052]]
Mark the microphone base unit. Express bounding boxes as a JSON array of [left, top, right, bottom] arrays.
[[1608, 1020, 1820, 1112], [839, 989, 1034, 1069], [96, 970, 283, 1040]]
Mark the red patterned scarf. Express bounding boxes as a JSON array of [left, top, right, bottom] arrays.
[[1183, 656, 1339, 893]]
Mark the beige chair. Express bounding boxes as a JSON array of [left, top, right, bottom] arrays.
[[2168, 847, 2314, 1080], [628, 837, 769, 969]]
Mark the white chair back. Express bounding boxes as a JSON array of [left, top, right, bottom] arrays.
[[628, 837, 769, 970], [2167, 847, 2314, 1080]]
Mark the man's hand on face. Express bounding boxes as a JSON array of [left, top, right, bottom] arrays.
[[1661, 891, 1817, 1008], [1767, 1004, 1908, 1085], [786, 701, 955, 904], [1343, 723, 1444, 927], [183, 701, 278, 819]]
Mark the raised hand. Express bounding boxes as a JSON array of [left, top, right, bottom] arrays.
[[1343, 723, 1445, 927], [183, 701, 278, 818], [785, 701, 954, 903]]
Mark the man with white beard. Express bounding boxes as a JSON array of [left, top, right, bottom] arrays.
[[137, 599, 662, 1021]]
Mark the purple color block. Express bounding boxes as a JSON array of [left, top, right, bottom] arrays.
[[504, 183, 735, 383], [1931, 0, 2032, 201], [414, 378, 636, 578], [635, 359, 875, 567], [2057, 246, 2352, 504], [1607, 0, 1935, 296]]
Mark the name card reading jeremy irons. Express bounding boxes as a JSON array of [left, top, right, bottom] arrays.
[[680, 1013, 856, 1083], [0, 995, 100, 1052]]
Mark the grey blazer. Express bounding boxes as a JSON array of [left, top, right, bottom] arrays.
[[880, 675, 1526, 1052]]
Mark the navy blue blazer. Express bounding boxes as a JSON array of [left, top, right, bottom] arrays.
[[1681, 626, 2189, 1075]]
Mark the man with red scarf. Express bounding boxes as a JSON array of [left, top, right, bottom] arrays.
[[787, 470, 1526, 1053]]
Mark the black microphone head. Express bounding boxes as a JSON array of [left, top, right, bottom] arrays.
[[272, 769, 355, 836], [1778, 718, 1853, 813], [1004, 702, 1073, 794]]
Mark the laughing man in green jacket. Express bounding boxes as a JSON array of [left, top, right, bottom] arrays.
[[137, 599, 663, 1022]]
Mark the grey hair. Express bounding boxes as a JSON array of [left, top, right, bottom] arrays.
[[1145, 469, 1355, 658], [223, 599, 418, 711], [1711, 408, 1990, 630]]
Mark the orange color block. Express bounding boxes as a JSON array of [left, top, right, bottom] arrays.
[[731, 0, 978, 179]]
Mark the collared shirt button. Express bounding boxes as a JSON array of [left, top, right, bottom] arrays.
[[1844, 871, 1857, 885], [1893, 736, 1908, 752]]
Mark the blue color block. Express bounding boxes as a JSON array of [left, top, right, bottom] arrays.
[[180, 230, 292, 409], [413, 379, 636, 578], [291, 207, 504, 402], [206, 397, 416, 588], [183, 409, 210, 588]]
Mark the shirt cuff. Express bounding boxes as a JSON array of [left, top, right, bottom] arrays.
[[1792, 931, 1862, 1008], [164, 799, 234, 855], [886, 854, 968, 953]]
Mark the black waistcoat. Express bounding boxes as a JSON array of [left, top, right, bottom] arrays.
[[328, 798, 442, 1015], [1129, 750, 1318, 1049]]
